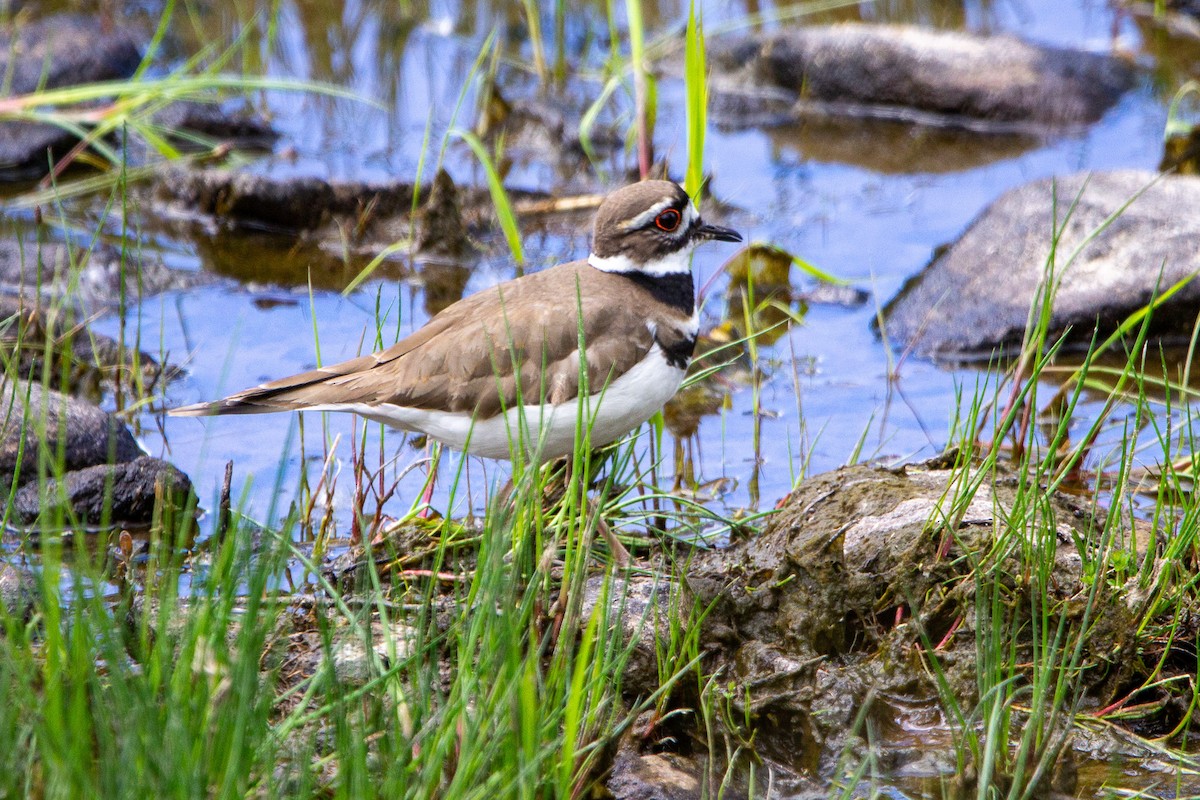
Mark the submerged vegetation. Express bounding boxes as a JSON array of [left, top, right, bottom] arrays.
[[2, 0, 1200, 798]]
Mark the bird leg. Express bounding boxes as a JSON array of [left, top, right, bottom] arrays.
[[416, 440, 440, 519]]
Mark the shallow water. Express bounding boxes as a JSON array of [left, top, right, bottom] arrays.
[[95, 0, 1170, 531]]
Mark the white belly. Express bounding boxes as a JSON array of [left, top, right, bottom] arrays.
[[320, 345, 686, 461]]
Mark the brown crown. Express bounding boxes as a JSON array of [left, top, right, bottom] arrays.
[[590, 180, 693, 262]]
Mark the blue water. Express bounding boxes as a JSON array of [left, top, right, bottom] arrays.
[[69, 0, 1172, 531]]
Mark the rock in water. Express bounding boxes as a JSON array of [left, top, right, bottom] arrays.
[[0, 14, 142, 178], [11, 456, 194, 526], [0, 379, 141, 488], [709, 24, 1135, 133], [0, 561, 36, 619], [882, 171, 1200, 360]]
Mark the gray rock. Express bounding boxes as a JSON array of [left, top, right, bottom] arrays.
[[882, 171, 1200, 360], [798, 281, 870, 307], [607, 746, 706, 800], [709, 24, 1135, 133], [581, 575, 675, 698], [0, 237, 204, 311], [0, 560, 36, 619], [0, 15, 142, 94], [10, 455, 193, 525], [0, 378, 141, 489], [0, 14, 142, 178], [0, 122, 78, 180], [324, 621, 415, 685]]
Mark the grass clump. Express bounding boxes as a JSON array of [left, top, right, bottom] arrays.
[[0, 428, 724, 798], [834, 181, 1200, 799], [0, 234, 724, 796]]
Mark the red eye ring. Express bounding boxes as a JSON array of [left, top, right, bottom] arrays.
[[655, 209, 682, 232]]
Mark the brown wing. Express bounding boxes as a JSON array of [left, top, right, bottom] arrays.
[[171, 262, 658, 419]]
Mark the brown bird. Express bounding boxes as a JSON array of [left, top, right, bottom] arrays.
[[171, 180, 742, 464]]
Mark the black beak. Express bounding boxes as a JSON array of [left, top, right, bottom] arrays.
[[696, 222, 743, 243]]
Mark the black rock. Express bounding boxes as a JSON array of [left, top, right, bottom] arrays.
[[10, 455, 194, 526], [0, 14, 142, 178], [0, 378, 142, 489]]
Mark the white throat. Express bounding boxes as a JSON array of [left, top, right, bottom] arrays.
[[587, 244, 696, 277]]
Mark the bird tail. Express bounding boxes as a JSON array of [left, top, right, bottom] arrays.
[[169, 351, 388, 419], [169, 392, 296, 417], [169, 370, 335, 417]]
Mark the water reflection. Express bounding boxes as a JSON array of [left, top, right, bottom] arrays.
[[190, 227, 401, 289], [764, 115, 1041, 174]]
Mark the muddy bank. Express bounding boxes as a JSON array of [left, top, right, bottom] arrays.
[[590, 457, 1193, 794], [145, 167, 493, 288], [707, 24, 1135, 135], [881, 171, 1200, 361], [684, 459, 1102, 774], [287, 453, 1197, 796], [152, 165, 475, 247]]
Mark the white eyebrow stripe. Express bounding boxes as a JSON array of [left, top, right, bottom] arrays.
[[623, 197, 678, 230]]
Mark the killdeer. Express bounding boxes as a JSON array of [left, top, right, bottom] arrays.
[[171, 180, 741, 466]]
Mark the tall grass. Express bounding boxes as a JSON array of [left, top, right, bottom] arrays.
[[0, 241, 723, 798], [684, 0, 707, 201], [855, 180, 1200, 798]]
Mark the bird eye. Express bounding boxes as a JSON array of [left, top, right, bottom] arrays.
[[655, 209, 682, 232]]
